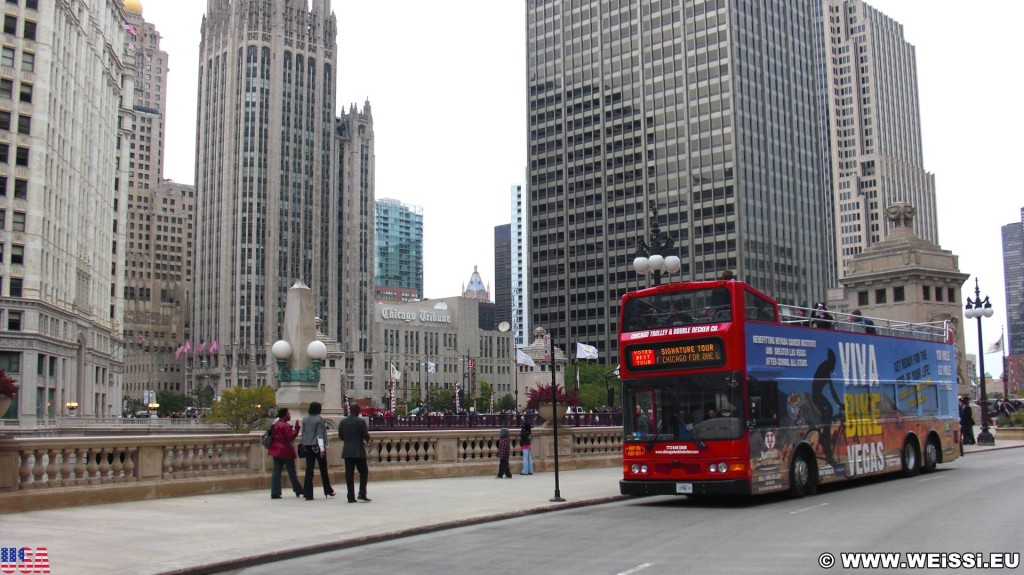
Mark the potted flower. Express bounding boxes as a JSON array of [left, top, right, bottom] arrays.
[[527, 384, 579, 426], [0, 370, 17, 417]]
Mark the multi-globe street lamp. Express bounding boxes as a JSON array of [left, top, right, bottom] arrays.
[[633, 205, 680, 287], [964, 278, 995, 446]]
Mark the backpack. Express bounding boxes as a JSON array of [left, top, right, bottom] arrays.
[[260, 424, 274, 449]]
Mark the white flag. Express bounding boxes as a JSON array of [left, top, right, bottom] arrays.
[[985, 335, 1003, 354], [390, 362, 402, 381], [427, 361, 437, 373], [576, 342, 599, 360], [515, 348, 536, 367]]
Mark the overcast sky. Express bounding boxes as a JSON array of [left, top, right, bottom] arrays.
[[143, 0, 1019, 377]]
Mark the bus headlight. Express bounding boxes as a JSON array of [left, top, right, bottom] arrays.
[[717, 462, 727, 473], [631, 464, 639, 473], [640, 464, 648, 473]]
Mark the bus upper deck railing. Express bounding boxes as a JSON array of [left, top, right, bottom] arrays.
[[779, 304, 950, 343]]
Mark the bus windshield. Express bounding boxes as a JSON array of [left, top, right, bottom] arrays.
[[621, 287, 732, 331], [625, 372, 746, 443]]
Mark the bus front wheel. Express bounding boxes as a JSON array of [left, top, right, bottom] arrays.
[[901, 439, 920, 477], [789, 451, 817, 498]]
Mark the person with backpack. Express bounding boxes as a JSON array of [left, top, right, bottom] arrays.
[[268, 407, 302, 499]]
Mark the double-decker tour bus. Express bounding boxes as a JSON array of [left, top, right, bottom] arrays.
[[618, 279, 959, 497]]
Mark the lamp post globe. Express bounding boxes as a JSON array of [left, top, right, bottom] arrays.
[[271, 340, 292, 360]]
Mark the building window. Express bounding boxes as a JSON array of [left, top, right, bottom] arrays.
[[7, 311, 21, 331], [22, 20, 35, 41], [0, 110, 10, 131], [20, 51, 33, 72], [10, 244, 23, 265], [947, 288, 955, 303], [16, 114, 29, 135], [12, 178, 25, 199], [0, 47, 13, 67], [18, 82, 31, 102], [874, 288, 886, 304], [15, 146, 27, 166], [858, 291, 869, 306], [935, 287, 943, 302], [3, 16, 16, 35], [893, 286, 904, 302], [8, 277, 21, 297], [11, 210, 25, 231], [0, 350, 20, 372], [0, 78, 11, 98], [922, 286, 931, 301]]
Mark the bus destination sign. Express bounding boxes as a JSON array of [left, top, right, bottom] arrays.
[[626, 338, 725, 371]]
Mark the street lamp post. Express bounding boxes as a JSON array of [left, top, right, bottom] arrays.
[[65, 401, 78, 417], [965, 279, 995, 446], [633, 204, 681, 287], [147, 402, 160, 418]]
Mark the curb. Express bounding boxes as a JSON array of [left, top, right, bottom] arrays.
[[157, 494, 630, 575]]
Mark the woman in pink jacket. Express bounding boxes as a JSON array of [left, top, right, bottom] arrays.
[[269, 407, 302, 499]]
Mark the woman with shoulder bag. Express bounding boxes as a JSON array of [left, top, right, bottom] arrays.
[[268, 407, 303, 499], [299, 402, 336, 499]]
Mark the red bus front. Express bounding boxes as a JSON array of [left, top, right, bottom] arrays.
[[618, 280, 761, 496]]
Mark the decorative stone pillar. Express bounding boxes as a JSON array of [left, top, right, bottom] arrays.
[[272, 282, 327, 412]]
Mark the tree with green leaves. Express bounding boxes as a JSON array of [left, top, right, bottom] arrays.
[[496, 393, 516, 412], [190, 385, 215, 409], [208, 385, 276, 432], [425, 387, 455, 412], [155, 390, 188, 416]]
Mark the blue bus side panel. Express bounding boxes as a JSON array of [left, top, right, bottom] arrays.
[[744, 323, 958, 493]]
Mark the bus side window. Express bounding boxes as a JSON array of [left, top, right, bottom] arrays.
[[748, 379, 779, 427]]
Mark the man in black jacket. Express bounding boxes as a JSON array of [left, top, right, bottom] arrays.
[[339, 404, 372, 503]]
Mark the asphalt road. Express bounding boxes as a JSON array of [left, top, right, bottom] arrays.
[[224, 450, 1023, 575]]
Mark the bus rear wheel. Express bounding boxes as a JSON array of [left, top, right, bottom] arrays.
[[789, 451, 817, 498], [921, 437, 939, 473], [901, 439, 920, 477]]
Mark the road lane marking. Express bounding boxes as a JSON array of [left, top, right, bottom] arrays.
[[916, 475, 946, 482], [790, 502, 829, 514], [618, 563, 654, 574]]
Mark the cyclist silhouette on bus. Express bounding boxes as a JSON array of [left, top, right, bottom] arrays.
[[812, 348, 843, 466]]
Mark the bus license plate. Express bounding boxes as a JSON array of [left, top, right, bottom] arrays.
[[676, 482, 693, 494]]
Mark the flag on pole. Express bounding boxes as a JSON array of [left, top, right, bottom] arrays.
[[174, 344, 184, 360], [197, 339, 207, 353], [576, 342, 599, 360], [427, 361, 437, 373], [123, 21, 138, 37], [515, 349, 535, 367], [183, 340, 192, 353], [986, 335, 1004, 354], [209, 340, 220, 354], [390, 363, 402, 381], [575, 360, 581, 392]]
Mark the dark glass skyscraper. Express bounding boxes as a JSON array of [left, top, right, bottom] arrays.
[[1003, 208, 1024, 355], [526, 0, 832, 361]]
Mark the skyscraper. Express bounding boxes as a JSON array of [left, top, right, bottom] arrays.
[[511, 183, 530, 349], [494, 224, 512, 326], [193, 0, 375, 394], [822, 0, 938, 278], [526, 1, 832, 361], [1003, 208, 1024, 356], [374, 198, 424, 301], [121, 2, 196, 405], [0, 0, 135, 422]]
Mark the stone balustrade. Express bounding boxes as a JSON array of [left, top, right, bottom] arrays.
[[0, 427, 623, 513]]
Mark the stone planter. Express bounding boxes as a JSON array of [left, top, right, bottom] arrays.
[[995, 427, 1024, 441], [537, 403, 569, 427], [0, 395, 11, 418]]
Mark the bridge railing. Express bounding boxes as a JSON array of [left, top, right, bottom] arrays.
[[0, 426, 623, 513]]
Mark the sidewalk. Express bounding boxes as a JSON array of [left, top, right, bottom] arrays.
[[4, 467, 626, 575], [5, 440, 1021, 575]]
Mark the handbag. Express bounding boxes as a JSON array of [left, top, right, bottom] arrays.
[[297, 444, 308, 457], [298, 444, 319, 457]]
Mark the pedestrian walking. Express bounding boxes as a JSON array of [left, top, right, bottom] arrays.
[[496, 427, 512, 478], [519, 421, 533, 475], [269, 407, 303, 499], [338, 404, 372, 503], [299, 401, 336, 500], [959, 396, 975, 452]]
